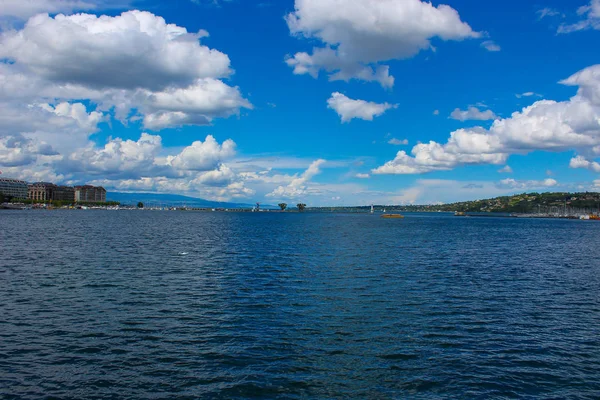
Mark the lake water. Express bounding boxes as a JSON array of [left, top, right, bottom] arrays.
[[1, 210, 599, 399]]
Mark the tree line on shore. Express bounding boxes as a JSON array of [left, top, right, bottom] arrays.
[[278, 203, 306, 211]]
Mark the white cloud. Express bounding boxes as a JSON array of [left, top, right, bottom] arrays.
[[88, 174, 255, 201], [0, 11, 251, 130], [497, 178, 558, 189], [372, 139, 508, 175], [0, 101, 105, 158], [201, 181, 255, 201], [561, 63, 600, 106], [191, 164, 235, 186], [433, 109, 440, 115], [285, 0, 480, 88], [498, 165, 513, 173], [450, 106, 497, 121], [0, 0, 96, 20], [558, 0, 600, 33], [168, 135, 236, 171], [537, 8, 562, 20], [267, 159, 326, 198], [388, 138, 408, 146], [379, 178, 564, 206], [570, 155, 600, 172], [327, 92, 395, 122], [142, 79, 252, 130], [0, 10, 256, 200], [516, 92, 541, 98], [52, 133, 257, 201], [65, 133, 166, 178], [481, 40, 501, 52], [355, 173, 370, 179], [0, 135, 58, 167], [374, 64, 600, 175], [0, 11, 230, 90]]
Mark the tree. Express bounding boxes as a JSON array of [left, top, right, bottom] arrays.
[[297, 203, 306, 212], [278, 203, 287, 211], [137, 202, 144, 209]]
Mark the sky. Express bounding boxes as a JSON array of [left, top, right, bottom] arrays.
[[0, 0, 599, 206]]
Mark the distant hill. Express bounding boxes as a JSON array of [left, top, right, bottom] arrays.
[[107, 192, 275, 209], [310, 192, 600, 213], [430, 192, 600, 213]]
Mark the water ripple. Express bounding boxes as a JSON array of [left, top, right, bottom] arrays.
[[1, 211, 600, 399]]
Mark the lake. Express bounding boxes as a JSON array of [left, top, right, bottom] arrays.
[[1, 210, 599, 399]]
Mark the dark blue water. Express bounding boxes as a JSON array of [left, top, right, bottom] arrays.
[[1, 211, 599, 399]]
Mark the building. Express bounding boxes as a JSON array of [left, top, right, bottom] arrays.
[[0, 177, 28, 200], [75, 185, 106, 203], [28, 182, 56, 202], [28, 183, 77, 203], [54, 186, 75, 202]]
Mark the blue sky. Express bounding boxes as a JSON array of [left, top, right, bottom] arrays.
[[1, 0, 600, 205]]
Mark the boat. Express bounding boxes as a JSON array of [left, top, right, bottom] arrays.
[[454, 211, 466, 216], [579, 214, 600, 220], [381, 214, 404, 219]]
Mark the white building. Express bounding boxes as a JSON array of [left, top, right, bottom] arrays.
[[0, 178, 28, 200]]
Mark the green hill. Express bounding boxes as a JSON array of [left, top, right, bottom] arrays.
[[429, 192, 600, 213], [311, 192, 600, 213]]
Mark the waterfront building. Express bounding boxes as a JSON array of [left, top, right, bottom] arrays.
[[28, 183, 77, 203], [0, 177, 28, 200], [54, 186, 75, 202], [28, 182, 56, 202], [75, 185, 107, 202]]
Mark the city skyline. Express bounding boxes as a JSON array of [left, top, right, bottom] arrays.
[[1, 0, 600, 206]]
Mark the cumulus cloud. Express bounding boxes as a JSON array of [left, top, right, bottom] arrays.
[[450, 106, 497, 121], [0, 9, 256, 201], [498, 165, 513, 173], [355, 173, 370, 179], [0, 135, 58, 167], [285, 0, 480, 87], [0, 0, 97, 20], [55, 133, 256, 201], [0, 11, 251, 130], [267, 159, 326, 198], [62, 133, 238, 180], [327, 92, 395, 122], [168, 135, 236, 171], [0, 11, 230, 90], [373, 64, 600, 175], [0, 101, 105, 158], [192, 164, 236, 187], [558, 0, 600, 33], [64, 133, 165, 178], [570, 155, 600, 172], [142, 79, 252, 130], [372, 139, 508, 175]]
